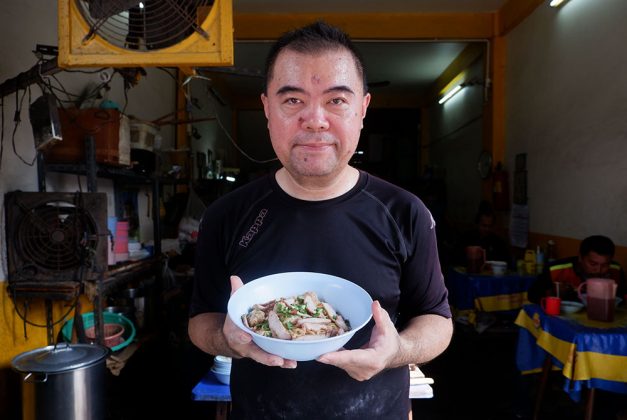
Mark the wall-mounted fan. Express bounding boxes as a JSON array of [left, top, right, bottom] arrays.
[[5, 192, 107, 293], [58, 0, 234, 68]]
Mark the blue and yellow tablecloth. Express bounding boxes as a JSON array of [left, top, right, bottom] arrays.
[[515, 304, 627, 401], [446, 267, 535, 314]]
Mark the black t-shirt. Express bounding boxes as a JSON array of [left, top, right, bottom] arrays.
[[190, 170, 451, 419]]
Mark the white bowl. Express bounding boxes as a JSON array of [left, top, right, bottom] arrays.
[[215, 355, 232, 364], [580, 294, 623, 307], [227, 272, 373, 361], [560, 301, 584, 314], [213, 355, 232, 370], [486, 261, 507, 276], [211, 367, 230, 385]]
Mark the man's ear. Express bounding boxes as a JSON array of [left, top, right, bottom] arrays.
[[261, 93, 270, 119], [361, 93, 371, 119]]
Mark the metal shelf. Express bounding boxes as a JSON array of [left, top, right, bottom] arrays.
[[38, 136, 165, 346]]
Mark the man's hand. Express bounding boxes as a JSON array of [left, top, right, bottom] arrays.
[[316, 300, 401, 381], [223, 276, 297, 369]]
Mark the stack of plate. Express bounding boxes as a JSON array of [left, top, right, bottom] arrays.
[[211, 355, 232, 385]]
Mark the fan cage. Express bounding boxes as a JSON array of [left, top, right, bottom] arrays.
[[5, 192, 108, 284], [16, 201, 99, 272], [76, 0, 215, 51]]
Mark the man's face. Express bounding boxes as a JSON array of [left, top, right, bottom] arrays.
[[261, 48, 370, 182], [579, 251, 612, 276], [478, 215, 495, 238]]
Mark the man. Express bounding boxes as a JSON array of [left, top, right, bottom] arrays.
[[458, 200, 510, 265], [188, 21, 453, 419], [528, 235, 626, 303]]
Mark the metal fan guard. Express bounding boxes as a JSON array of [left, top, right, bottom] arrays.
[[76, 0, 215, 51], [16, 203, 99, 271], [5, 192, 108, 284]]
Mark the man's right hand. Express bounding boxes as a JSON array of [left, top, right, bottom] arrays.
[[223, 275, 297, 369]]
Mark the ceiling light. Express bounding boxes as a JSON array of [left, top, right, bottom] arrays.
[[438, 84, 463, 105], [549, 0, 569, 7]]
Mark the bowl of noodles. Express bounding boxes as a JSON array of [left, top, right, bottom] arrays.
[[227, 272, 373, 361]]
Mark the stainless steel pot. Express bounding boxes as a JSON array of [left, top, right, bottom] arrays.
[[11, 343, 109, 420]]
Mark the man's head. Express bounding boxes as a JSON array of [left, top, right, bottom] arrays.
[[260, 21, 371, 184], [579, 235, 615, 276], [475, 201, 496, 238], [263, 21, 368, 96]]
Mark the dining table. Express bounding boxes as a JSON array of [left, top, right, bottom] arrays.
[[445, 267, 536, 328], [515, 303, 627, 420]]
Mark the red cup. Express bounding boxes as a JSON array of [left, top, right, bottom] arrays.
[[541, 296, 561, 316]]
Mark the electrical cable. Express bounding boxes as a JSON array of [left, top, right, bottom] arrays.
[[0, 96, 4, 171], [214, 115, 278, 164], [182, 73, 278, 164], [11, 289, 79, 328], [12, 86, 36, 166]]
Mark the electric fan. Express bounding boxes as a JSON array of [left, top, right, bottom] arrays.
[[5, 192, 108, 292], [58, 0, 233, 67]]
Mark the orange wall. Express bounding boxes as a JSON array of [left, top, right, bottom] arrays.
[[527, 232, 627, 268]]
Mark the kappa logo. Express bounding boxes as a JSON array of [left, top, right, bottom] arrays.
[[239, 208, 268, 247]]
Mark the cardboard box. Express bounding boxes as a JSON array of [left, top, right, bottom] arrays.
[[44, 108, 130, 166]]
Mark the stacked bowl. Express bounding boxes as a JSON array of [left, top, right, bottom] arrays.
[[211, 355, 232, 385]]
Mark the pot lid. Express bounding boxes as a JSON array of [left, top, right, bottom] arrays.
[[11, 343, 108, 374]]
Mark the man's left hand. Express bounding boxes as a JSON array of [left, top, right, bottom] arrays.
[[316, 300, 401, 381]]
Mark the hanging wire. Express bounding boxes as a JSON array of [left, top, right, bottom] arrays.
[[181, 74, 278, 164], [214, 116, 278, 164], [0, 96, 4, 171], [11, 288, 80, 329], [11, 86, 36, 166]]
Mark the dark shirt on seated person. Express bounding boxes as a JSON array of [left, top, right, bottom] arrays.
[[528, 256, 626, 303]]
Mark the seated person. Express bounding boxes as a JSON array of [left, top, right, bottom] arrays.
[[528, 235, 626, 303], [458, 201, 511, 265]]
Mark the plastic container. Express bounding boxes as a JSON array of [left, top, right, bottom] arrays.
[[578, 278, 618, 322], [114, 221, 129, 262], [62, 312, 136, 353], [85, 323, 125, 348], [130, 120, 160, 151]]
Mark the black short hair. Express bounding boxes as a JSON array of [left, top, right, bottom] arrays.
[[579, 235, 615, 257], [263, 20, 368, 95]]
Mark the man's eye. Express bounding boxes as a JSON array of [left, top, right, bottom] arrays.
[[285, 98, 301, 105], [330, 98, 346, 105]]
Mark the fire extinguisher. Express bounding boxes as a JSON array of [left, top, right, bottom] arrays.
[[493, 162, 509, 210]]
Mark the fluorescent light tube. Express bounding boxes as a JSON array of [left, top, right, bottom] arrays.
[[549, 0, 568, 7], [438, 84, 463, 105]]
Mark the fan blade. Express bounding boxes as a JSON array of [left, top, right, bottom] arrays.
[[88, 0, 139, 19]]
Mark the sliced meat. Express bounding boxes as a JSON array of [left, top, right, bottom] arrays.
[[300, 322, 327, 333], [241, 314, 250, 329], [268, 311, 291, 340], [321, 302, 336, 319], [334, 315, 350, 332], [296, 317, 331, 325], [246, 309, 266, 327], [303, 292, 319, 314]]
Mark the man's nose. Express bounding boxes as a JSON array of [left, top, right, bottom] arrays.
[[301, 105, 329, 131]]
